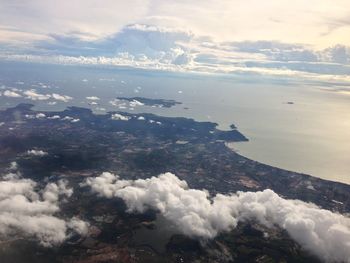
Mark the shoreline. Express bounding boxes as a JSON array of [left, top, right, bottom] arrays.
[[1, 103, 349, 214]]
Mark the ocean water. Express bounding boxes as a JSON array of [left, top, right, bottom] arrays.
[[1, 61, 349, 184]]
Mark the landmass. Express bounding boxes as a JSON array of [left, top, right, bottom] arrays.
[[0, 104, 349, 263]]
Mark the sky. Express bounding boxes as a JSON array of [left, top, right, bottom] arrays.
[[1, 2, 350, 258], [0, 0, 350, 84]]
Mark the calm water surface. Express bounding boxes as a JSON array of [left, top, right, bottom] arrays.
[[1, 62, 349, 184]]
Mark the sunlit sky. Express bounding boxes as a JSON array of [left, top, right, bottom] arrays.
[[0, 1, 349, 84], [1, 0, 350, 46]]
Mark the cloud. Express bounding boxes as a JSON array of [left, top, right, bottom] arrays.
[[105, 24, 192, 60], [84, 172, 350, 262], [227, 41, 318, 62], [1, 0, 350, 48], [86, 96, 100, 101], [0, 0, 149, 44], [51, 93, 73, 102], [35, 113, 46, 119], [31, 24, 194, 66], [1, 23, 350, 87], [42, 180, 73, 203], [0, 173, 88, 246], [24, 114, 77, 123], [111, 113, 130, 121], [1, 87, 73, 103], [23, 89, 51, 101], [2, 23, 350, 87], [60, 116, 80, 123], [26, 149, 48, 157], [25, 113, 49, 120], [129, 99, 144, 107], [3, 90, 22, 98], [322, 45, 350, 64], [47, 115, 60, 120]]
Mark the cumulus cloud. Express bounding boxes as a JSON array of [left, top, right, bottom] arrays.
[[25, 114, 45, 120], [107, 24, 192, 61], [51, 93, 73, 102], [1, 88, 73, 103], [47, 115, 60, 120], [86, 96, 100, 101], [22, 89, 73, 102], [23, 89, 51, 101], [0, 174, 88, 246], [5, 23, 193, 69], [61, 116, 80, 123], [111, 113, 130, 121], [25, 113, 70, 122], [3, 90, 22, 98], [42, 180, 73, 203], [129, 99, 144, 107], [26, 149, 48, 157], [109, 98, 145, 110], [28, 114, 79, 123], [39, 24, 192, 60], [35, 113, 46, 119], [84, 172, 350, 262]]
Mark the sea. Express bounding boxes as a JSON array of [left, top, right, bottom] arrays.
[[1, 61, 349, 184]]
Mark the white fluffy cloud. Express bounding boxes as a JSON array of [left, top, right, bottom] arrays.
[[47, 115, 60, 120], [3, 90, 22, 98], [111, 113, 130, 121], [61, 116, 80, 123], [26, 149, 48, 157], [84, 172, 350, 262], [109, 98, 145, 110], [51, 93, 73, 102], [1, 87, 73, 103], [0, 172, 88, 246], [129, 99, 144, 107], [22, 89, 73, 102], [23, 89, 51, 101], [86, 96, 100, 101]]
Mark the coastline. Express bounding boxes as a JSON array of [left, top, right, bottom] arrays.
[[0, 104, 349, 214]]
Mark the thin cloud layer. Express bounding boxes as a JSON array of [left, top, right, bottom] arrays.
[[1, 1, 350, 87], [2, 24, 350, 86], [0, 172, 88, 246], [84, 172, 350, 262], [1, 0, 350, 47]]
